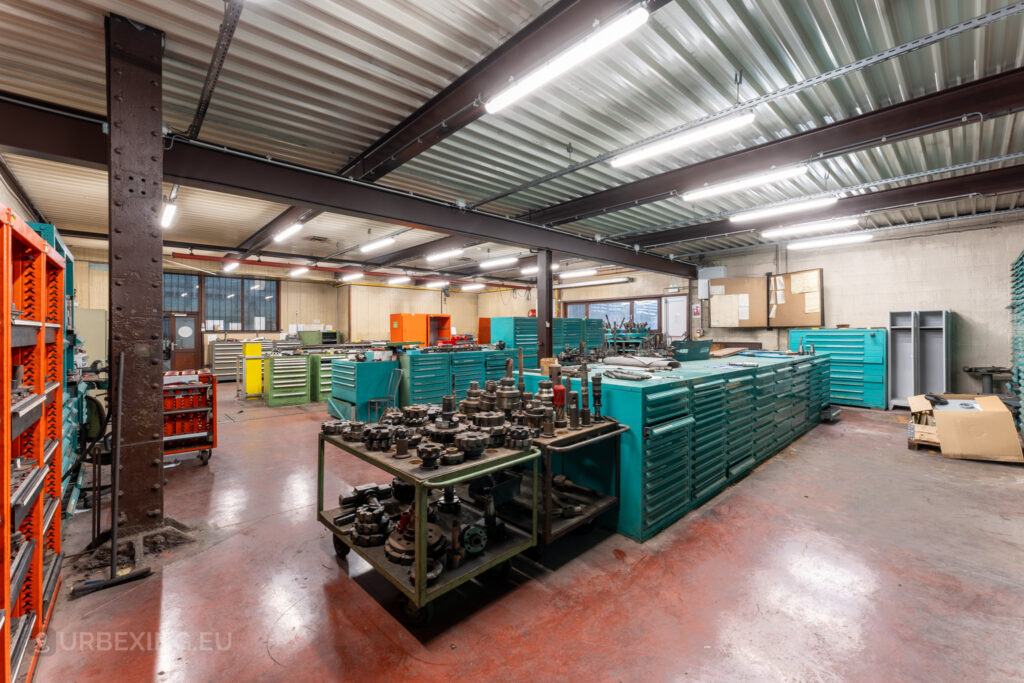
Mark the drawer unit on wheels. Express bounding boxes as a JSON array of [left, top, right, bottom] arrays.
[[484, 348, 517, 381], [524, 372, 694, 542], [399, 352, 451, 406], [788, 328, 887, 409], [263, 356, 311, 407], [450, 351, 484, 400], [490, 317, 539, 368], [308, 354, 335, 402], [330, 359, 397, 421]]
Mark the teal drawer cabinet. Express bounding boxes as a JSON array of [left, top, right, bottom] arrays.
[[788, 329, 887, 409], [450, 351, 484, 400], [398, 351, 451, 406], [331, 359, 398, 420], [490, 317, 540, 368]]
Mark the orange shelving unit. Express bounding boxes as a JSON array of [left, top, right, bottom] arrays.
[[389, 313, 451, 345], [3, 206, 64, 682]]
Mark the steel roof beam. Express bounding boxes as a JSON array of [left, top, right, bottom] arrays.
[[528, 67, 1024, 227], [637, 164, 1024, 247]]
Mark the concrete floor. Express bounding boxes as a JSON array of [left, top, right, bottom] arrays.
[[37, 393, 1024, 682]]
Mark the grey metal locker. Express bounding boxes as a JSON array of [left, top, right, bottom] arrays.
[[888, 311, 916, 409]]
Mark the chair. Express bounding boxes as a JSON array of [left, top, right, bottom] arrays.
[[368, 368, 403, 421]]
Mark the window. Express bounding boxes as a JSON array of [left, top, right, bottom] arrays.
[[163, 273, 279, 332], [563, 297, 661, 331]]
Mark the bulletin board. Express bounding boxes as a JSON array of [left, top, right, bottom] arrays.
[[768, 268, 823, 328], [708, 277, 768, 328]]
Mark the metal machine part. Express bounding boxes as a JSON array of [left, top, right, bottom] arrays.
[[436, 486, 461, 514], [408, 557, 445, 586], [548, 363, 562, 388], [461, 525, 488, 555], [603, 369, 652, 381], [362, 424, 396, 451], [505, 425, 533, 450], [417, 442, 443, 470], [341, 421, 366, 442], [495, 376, 520, 413], [471, 411, 504, 428], [459, 381, 483, 415], [455, 431, 489, 460], [523, 399, 545, 431], [536, 380, 554, 406], [592, 374, 603, 421], [480, 380, 498, 412], [580, 361, 591, 427], [321, 419, 349, 435], [440, 447, 465, 466], [351, 495, 391, 546], [385, 521, 447, 565], [553, 384, 567, 429], [391, 478, 414, 503], [517, 347, 525, 395], [568, 390, 580, 430], [542, 406, 555, 437], [402, 404, 430, 426], [380, 407, 404, 424]]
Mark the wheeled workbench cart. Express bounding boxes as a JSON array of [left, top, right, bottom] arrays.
[[163, 370, 216, 465], [317, 433, 540, 622]]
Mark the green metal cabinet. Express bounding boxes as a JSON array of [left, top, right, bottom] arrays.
[[399, 352, 451, 406], [451, 351, 484, 400], [489, 317, 539, 368], [788, 328, 887, 409], [262, 355, 311, 407], [308, 354, 336, 402], [331, 358, 398, 421]]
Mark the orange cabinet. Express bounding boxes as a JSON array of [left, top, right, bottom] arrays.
[[389, 313, 451, 345]]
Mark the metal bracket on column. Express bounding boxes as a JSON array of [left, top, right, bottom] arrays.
[[107, 13, 165, 532]]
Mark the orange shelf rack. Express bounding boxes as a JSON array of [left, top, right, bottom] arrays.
[[163, 370, 217, 465], [3, 206, 65, 682]]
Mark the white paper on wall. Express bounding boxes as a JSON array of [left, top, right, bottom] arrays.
[[711, 294, 740, 327], [804, 293, 820, 313], [775, 275, 785, 290], [737, 293, 750, 321], [709, 285, 726, 296], [769, 304, 777, 319], [776, 290, 786, 305], [791, 270, 820, 294]]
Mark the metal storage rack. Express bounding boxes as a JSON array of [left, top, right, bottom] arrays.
[[162, 371, 216, 465], [207, 340, 245, 381], [317, 434, 540, 619], [1012, 250, 1024, 425], [262, 355, 311, 407], [307, 354, 336, 402], [329, 359, 398, 420], [4, 206, 65, 681], [788, 328, 887, 409], [489, 317, 539, 368]]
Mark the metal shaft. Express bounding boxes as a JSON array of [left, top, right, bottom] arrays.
[[580, 361, 591, 426], [568, 390, 580, 430], [592, 373, 603, 421], [517, 347, 524, 395]]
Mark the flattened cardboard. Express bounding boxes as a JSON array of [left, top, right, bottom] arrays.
[[932, 395, 1023, 463]]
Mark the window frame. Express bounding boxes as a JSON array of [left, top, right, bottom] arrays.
[[163, 271, 281, 333], [561, 295, 663, 332]]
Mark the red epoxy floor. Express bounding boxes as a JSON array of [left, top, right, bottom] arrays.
[[37, 396, 1024, 681]]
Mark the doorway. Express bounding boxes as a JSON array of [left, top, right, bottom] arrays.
[[663, 295, 688, 341], [163, 313, 200, 371]]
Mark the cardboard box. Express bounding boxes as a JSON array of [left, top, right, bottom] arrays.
[[908, 394, 1024, 463]]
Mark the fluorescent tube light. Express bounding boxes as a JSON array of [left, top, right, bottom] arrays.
[[558, 268, 598, 280], [553, 277, 631, 289], [222, 261, 240, 272], [388, 275, 411, 285], [683, 165, 808, 202], [425, 280, 449, 289], [730, 196, 839, 223], [521, 264, 559, 275], [426, 248, 464, 262], [611, 112, 756, 168], [461, 283, 486, 291], [341, 272, 363, 282], [479, 256, 518, 269], [485, 7, 648, 114], [361, 237, 396, 253], [265, 295, 274, 300], [160, 203, 177, 228], [179, 291, 188, 297], [273, 222, 303, 243], [226, 293, 235, 299], [761, 218, 859, 240], [787, 233, 872, 250], [289, 266, 309, 277]]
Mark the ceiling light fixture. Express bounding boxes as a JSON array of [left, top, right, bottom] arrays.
[[479, 256, 518, 269], [787, 233, 872, 250], [179, 291, 188, 297], [558, 268, 598, 280], [520, 264, 560, 275], [160, 203, 177, 229], [289, 266, 310, 277], [761, 217, 859, 240], [341, 272, 363, 282], [554, 277, 632, 289], [730, 196, 839, 223], [425, 280, 449, 289], [226, 293, 235, 299], [273, 222, 304, 243], [485, 6, 649, 114], [222, 260, 240, 272], [361, 237, 396, 253], [682, 165, 809, 202], [461, 283, 486, 291], [426, 248, 464, 262], [265, 295, 274, 300], [611, 112, 757, 168], [388, 275, 411, 285]]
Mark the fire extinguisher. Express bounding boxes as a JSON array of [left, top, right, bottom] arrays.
[[527, 309, 536, 317]]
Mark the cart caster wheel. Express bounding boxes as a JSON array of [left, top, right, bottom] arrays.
[[402, 599, 434, 626], [332, 535, 350, 559], [487, 560, 514, 582], [198, 450, 212, 466]]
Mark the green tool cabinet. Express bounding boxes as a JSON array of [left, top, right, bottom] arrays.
[[584, 318, 604, 349], [552, 318, 583, 352], [262, 355, 311, 406], [399, 352, 451, 406], [788, 329, 886, 409], [330, 359, 397, 420], [450, 351, 484, 400], [484, 348, 517, 381], [308, 354, 336, 402], [489, 317, 539, 368]]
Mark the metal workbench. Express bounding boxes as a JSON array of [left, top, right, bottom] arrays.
[[317, 434, 541, 621]]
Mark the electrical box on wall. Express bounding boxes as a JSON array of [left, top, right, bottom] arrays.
[[697, 266, 726, 299]]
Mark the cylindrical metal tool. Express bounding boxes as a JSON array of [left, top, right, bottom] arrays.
[[568, 390, 580, 430], [536, 379, 554, 406], [517, 347, 525, 395], [580, 361, 591, 427], [592, 373, 603, 421], [542, 406, 555, 437], [553, 384, 567, 429], [549, 363, 561, 387]]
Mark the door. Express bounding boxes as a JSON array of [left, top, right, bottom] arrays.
[[164, 313, 200, 371], [663, 295, 688, 340]]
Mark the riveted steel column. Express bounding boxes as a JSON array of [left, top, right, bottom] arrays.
[[106, 14, 165, 531], [537, 249, 553, 360]]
